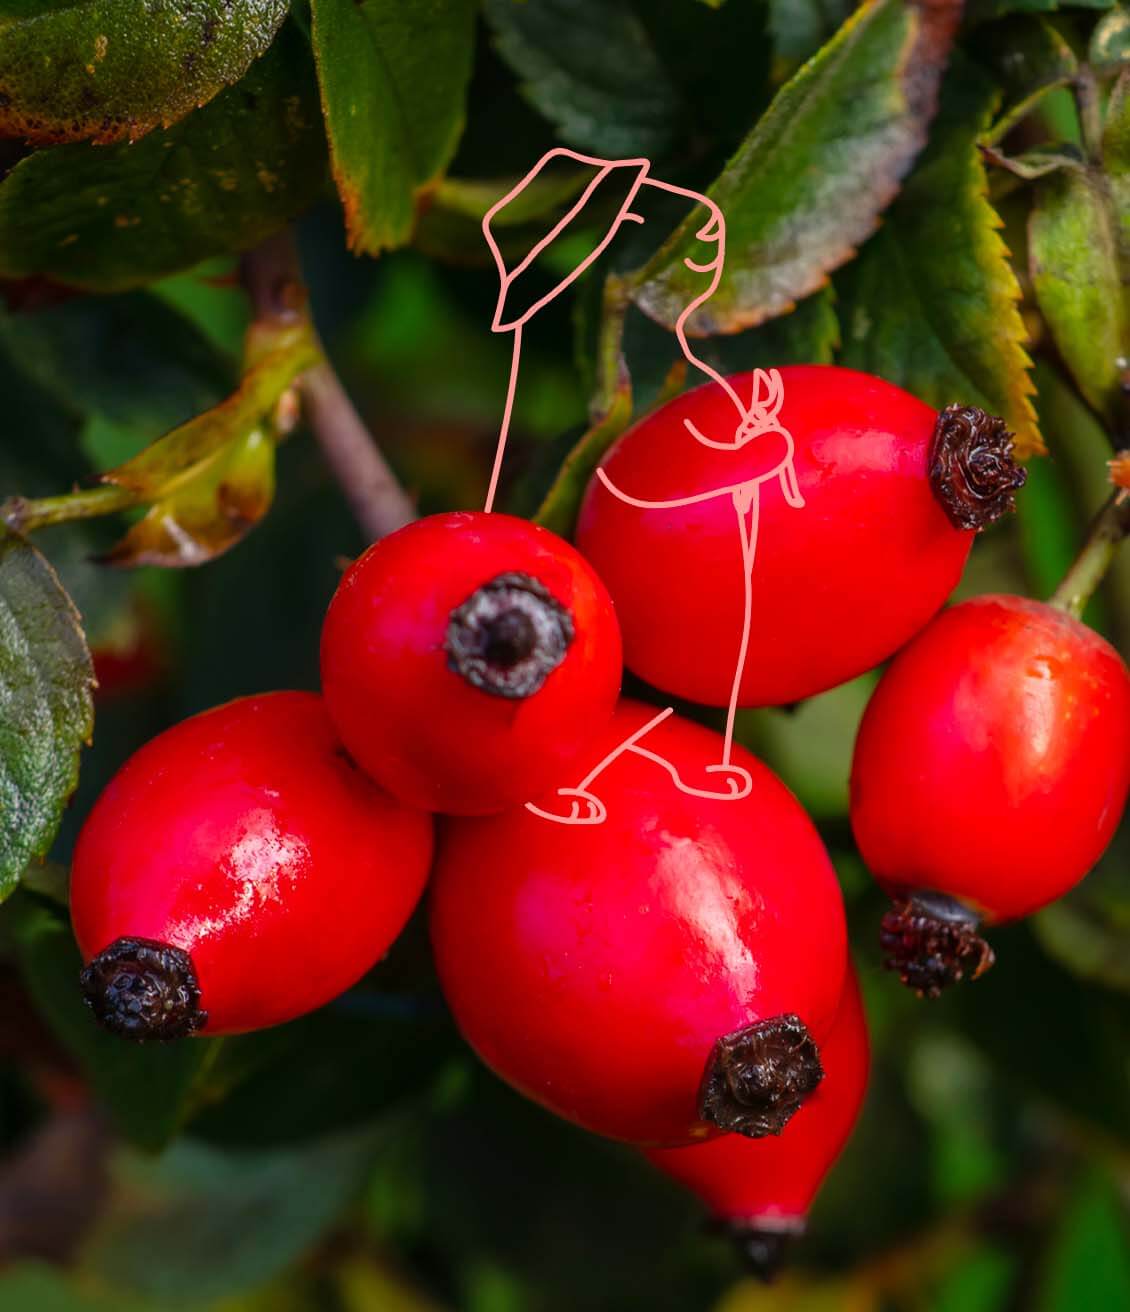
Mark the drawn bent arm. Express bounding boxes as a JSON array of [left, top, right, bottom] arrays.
[[594, 466, 746, 510]]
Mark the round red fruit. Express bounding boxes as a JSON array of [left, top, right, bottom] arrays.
[[851, 596, 1130, 995], [575, 367, 1024, 707], [430, 700, 847, 1146], [72, 692, 433, 1039], [320, 511, 622, 815], [645, 963, 869, 1279]]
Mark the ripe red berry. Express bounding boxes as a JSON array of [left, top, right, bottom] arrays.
[[851, 596, 1130, 995], [320, 511, 622, 815], [645, 963, 869, 1280], [71, 692, 433, 1039], [575, 367, 1024, 707], [430, 700, 847, 1146]]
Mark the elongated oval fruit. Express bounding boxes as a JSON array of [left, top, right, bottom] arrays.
[[320, 511, 622, 815], [72, 692, 434, 1038], [576, 366, 1024, 707], [851, 596, 1130, 995], [645, 963, 869, 1280], [430, 700, 847, 1145]]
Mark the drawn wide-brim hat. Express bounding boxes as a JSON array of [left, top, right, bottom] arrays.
[[483, 148, 653, 333]]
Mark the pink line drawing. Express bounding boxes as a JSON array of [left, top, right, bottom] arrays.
[[481, 149, 805, 826]]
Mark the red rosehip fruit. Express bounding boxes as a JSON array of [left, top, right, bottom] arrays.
[[851, 596, 1130, 995], [430, 700, 847, 1146], [72, 692, 433, 1039], [645, 963, 869, 1280], [575, 367, 1024, 707], [320, 511, 622, 815]]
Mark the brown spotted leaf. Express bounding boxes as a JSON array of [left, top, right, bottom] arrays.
[[0, 27, 327, 292], [0, 0, 289, 145], [632, 0, 961, 336], [311, 0, 475, 255]]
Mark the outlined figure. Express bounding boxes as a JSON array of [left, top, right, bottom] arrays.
[[481, 149, 805, 825]]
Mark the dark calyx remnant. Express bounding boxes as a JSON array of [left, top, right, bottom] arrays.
[[880, 892, 995, 998], [80, 937, 207, 1041], [446, 571, 574, 699], [930, 404, 1027, 531], [715, 1217, 805, 1283], [698, 1014, 824, 1138]]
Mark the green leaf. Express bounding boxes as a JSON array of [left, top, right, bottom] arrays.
[[97, 318, 319, 567], [1029, 166, 1128, 425], [0, 1265, 155, 1312], [0, 0, 288, 146], [0, 26, 327, 292], [696, 284, 841, 375], [532, 361, 632, 537], [1090, 3, 1130, 68], [0, 531, 92, 898], [838, 57, 1041, 455], [311, 0, 474, 256], [484, 0, 682, 158], [9, 897, 214, 1151], [191, 997, 457, 1148], [1103, 67, 1130, 278], [737, 670, 875, 821], [77, 1128, 381, 1304], [767, 0, 854, 73], [632, 0, 962, 335], [0, 293, 234, 443], [977, 18, 1078, 146], [1034, 829, 1130, 992], [955, 923, 1130, 1144], [1037, 1167, 1130, 1312], [966, 0, 1113, 22], [414, 169, 592, 265]]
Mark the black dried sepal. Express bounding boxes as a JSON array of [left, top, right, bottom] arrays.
[[80, 936, 207, 1041], [880, 892, 995, 998], [930, 404, 1027, 530], [445, 570, 574, 699], [698, 1014, 824, 1138]]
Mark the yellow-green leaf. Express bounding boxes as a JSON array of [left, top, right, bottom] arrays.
[[1029, 167, 1128, 427]]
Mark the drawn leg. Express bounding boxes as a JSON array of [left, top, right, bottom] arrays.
[[483, 324, 523, 514], [525, 706, 676, 825]]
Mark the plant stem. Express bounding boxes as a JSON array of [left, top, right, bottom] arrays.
[[1075, 66, 1105, 163], [240, 231, 416, 541], [592, 272, 633, 421], [1049, 490, 1130, 618], [299, 363, 416, 539], [0, 483, 138, 534]]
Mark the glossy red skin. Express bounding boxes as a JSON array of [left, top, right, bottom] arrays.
[[430, 701, 847, 1146], [71, 692, 434, 1035], [645, 963, 869, 1224], [851, 596, 1130, 923], [320, 511, 622, 815], [575, 366, 971, 707]]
